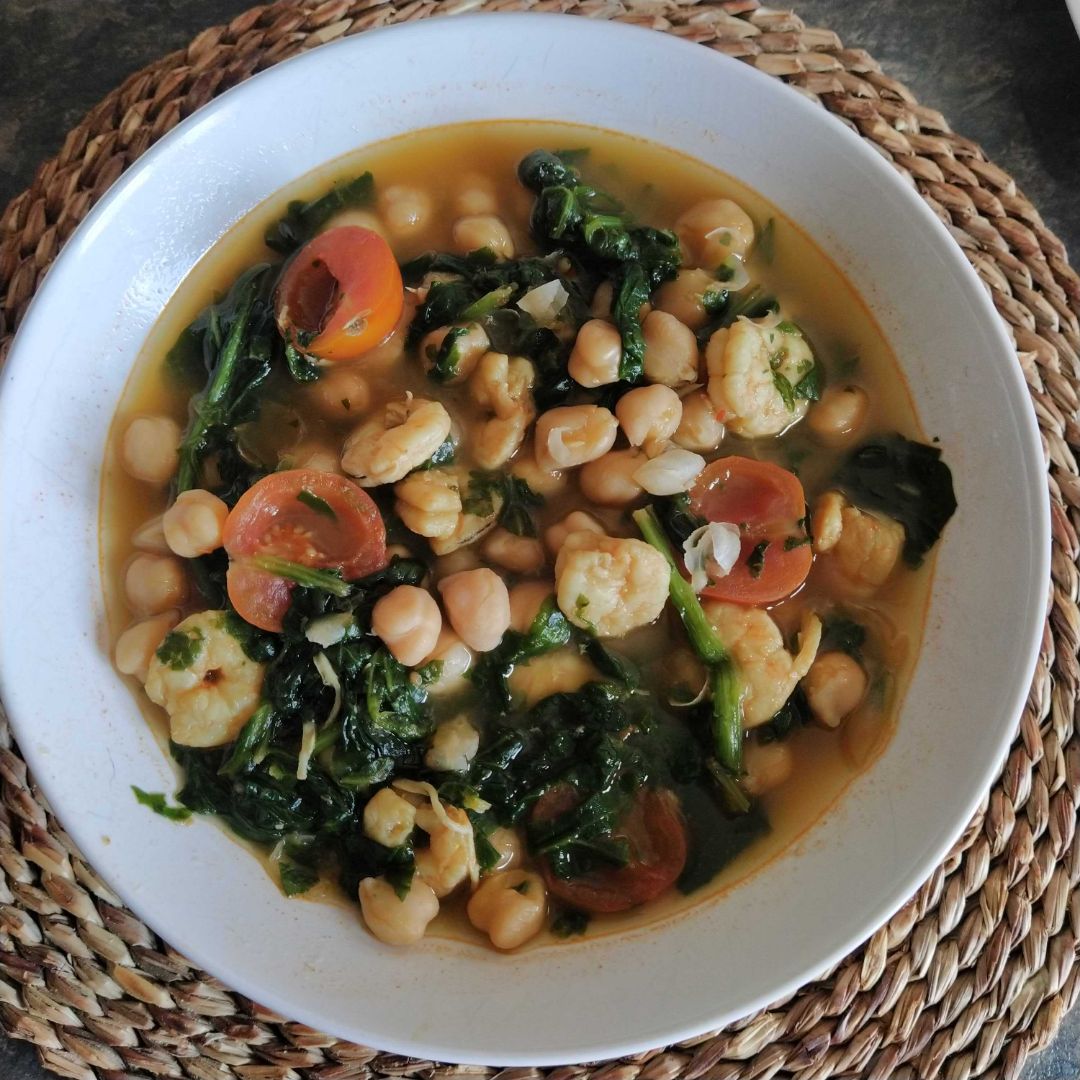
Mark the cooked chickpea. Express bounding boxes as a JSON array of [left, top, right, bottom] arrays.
[[578, 448, 647, 507], [419, 323, 489, 383], [306, 364, 371, 420], [807, 385, 869, 447], [121, 416, 181, 484], [371, 586, 442, 667], [454, 173, 498, 216], [425, 715, 480, 773], [673, 389, 725, 452], [482, 528, 547, 575], [534, 405, 618, 472], [544, 510, 605, 557], [508, 580, 556, 632], [114, 612, 180, 683], [363, 787, 417, 848], [434, 546, 482, 578], [653, 268, 722, 330], [568, 319, 622, 388], [131, 514, 170, 554], [452, 215, 515, 259], [124, 554, 188, 615], [741, 740, 794, 797], [466, 869, 547, 950], [291, 446, 342, 474], [422, 628, 474, 695], [590, 280, 615, 319], [162, 489, 229, 559], [325, 208, 387, 240], [438, 568, 511, 653], [488, 827, 523, 871], [642, 310, 699, 386], [359, 876, 439, 946], [616, 384, 683, 452], [510, 445, 568, 496], [377, 184, 433, 239], [675, 198, 756, 266], [803, 652, 868, 729]]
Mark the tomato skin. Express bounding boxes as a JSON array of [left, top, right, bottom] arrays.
[[690, 456, 812, 605], [531, 785, 687, 914], [223, 469, 387, 632], [276, 226, 403, 362]]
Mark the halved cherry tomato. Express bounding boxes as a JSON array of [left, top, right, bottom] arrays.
[[223, 469, 387, 632], [531, 785, 687, 913], [276, 226, 403, 361], [690, 456, 812, 605]]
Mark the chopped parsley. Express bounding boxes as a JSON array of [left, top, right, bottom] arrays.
[[155, 628, 204, 671], [132, 787, 191, 822], [746, 541, 769, 579], [296, 489, 337, 519]]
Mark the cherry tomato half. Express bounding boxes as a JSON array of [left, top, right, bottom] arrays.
[[223, 469, 387, 632], [690, 456, 813, 605], [275, 226, 403, 361], [531, 785, 687, 914]]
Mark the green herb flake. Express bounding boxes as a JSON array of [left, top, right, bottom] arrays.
[[772, 369, 797, 411], [132, 786, 191, 822], [747, 541, 769, 579], [296, 489, 338, 519], [280, 859, 320, 897], [155, 628, 204, 671]]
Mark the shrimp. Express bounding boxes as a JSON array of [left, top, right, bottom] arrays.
[[144, 610, 266, 747], [812, 491, 904, 590], [469, 352, 536, 469], [394, 466, 501, 555], [414, 802, 475, 897], [702, 602, 821, 727], [341, 395, 452, 486], [554, 531, 669, 638], [705, 317, 814, 438]]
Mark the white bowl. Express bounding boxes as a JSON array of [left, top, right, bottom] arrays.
[[0, 13, 1049, 1065]]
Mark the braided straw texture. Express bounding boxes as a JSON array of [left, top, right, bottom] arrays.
[[2, 1, 1079, 1078]]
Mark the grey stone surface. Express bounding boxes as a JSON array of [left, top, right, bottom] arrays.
[[0, 1, 1077, 1078]]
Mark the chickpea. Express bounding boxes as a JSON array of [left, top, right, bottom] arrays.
[[125, 554, 188, 615], [422, 628, 474, 695], [807, 385, 869, 447], [653, 268, 723, 330], [675, 198, 756, 266], [482, 528, 546, 575], [467, 869, 547, 950], [162, 489, 229, 559], [291, 446, 342, 474], [454, 172, 498, 217], [414, 803, 473, 896], [642, 311, 699, 387], [371, 585, 442, 667], [615, 384, 683, 452], [590, 280, 615, 319], [306, 364, 371, 420], [510, 444, 568, 496], [544, 510, 604, 558], [741, 740, 794, 797], [534, 405, 618, 472], [359, 876, 439, 946], [438, 569, 511, 653], [434, 546, 482, 578], [325, 208, 387, 240], [568, 319, 622, 388], [419, 323, 489, 383], [452, 215, 514, 259], [803, 652, 868, 729], [424, 715, 480, 773], [131, 514, 170, 554], [114, 612, 180, 683], [363, 787, 417, 848], [488, 827, 523, 872], [121, 415, 181, 484], [673, 389, 725, 453], [508, 580, 556, 632], [578, 448, 647, 507], [377, 184, 433, 239]]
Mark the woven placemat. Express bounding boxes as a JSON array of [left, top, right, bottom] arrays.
[[2, 2, 1079, 1078]]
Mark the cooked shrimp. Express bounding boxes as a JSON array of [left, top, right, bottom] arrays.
[[705, 317, 813, 438], [341, 396, 452, 486], [554, 531, 669, 638], [394, 466, 501, 555], [413, 801, 474, 897], [702, 603, 821, 727], [470, 352, 535, 469], [144, 610, 266, 747], [813, 491, 904, 590]]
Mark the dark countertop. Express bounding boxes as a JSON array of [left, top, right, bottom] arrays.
[[0, 2, 1077, 1078]]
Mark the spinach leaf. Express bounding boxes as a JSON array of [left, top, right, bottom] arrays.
[[756, 687, 810, 744], [265, 172, 375, 253], [462, 471, 544, 537], [132, 787, 191, 822], [820, 614, 867, 658], [656, 492, 707, 548]]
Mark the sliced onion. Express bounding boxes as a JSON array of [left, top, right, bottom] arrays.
[[312, 651, 343, 727], [305, 612, 355, 647], [517, 278, 569, 327], [752, 306, 784, 331], [718, 254, 750, 292], [633, 448, 706, 496], [393, 779, 478, 886], [682, 521, 742, 593], [296, 720, 318, 782], [546, 426, 578, 469]]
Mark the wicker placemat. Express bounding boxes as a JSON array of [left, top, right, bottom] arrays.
[[1, 2, 1078, 1078]]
